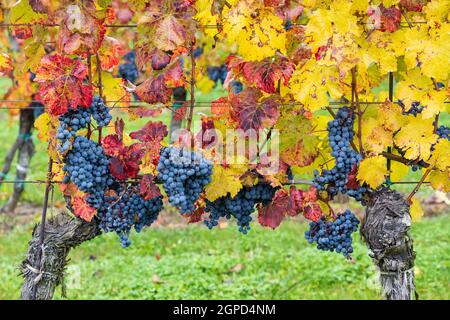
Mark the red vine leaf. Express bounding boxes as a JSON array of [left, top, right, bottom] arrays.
[[227, 55, 295, 94], [195, 117, 217, 149], [230, 88, 280, 131], [129, 106, 164, 118], [135, 75, 172, 104], [346, 164, 359, 190], [72, 195, 96, 222], [99, 36, 124, 69], [140, 174, 162, 200], [130, 121, 168, 165], [151, 49, 171, 71], [35, 54, 92, 116], [102, 134, 123, 157], [130, 121, 168, 144], [173, 102, 188, 122], [109, 143, 145, 180], [258, 189, 290, 229]]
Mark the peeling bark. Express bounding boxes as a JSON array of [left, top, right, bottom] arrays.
[[361, 188, 416, 300], [20, 213, 100, 300]]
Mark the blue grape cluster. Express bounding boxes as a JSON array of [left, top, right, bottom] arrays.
[[56, 96, 111, 152], [204, 183, 278, 234], [157, 147, 213, 214], [207, 65, 227, 85], [402, 101, 424, 116], [118, 51, 139, 83], [57, 107, 92, 152], [230, 80, 243, 94], [90, 96, 112, 127], [436, 125, 450, 140], [304, 210, 359, 258], [92, 188, 163, 247], [63, 136, 114, 193], [313, 107, 366, 201]]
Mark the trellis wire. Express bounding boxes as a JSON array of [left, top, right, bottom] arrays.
[[0, 178, 430, 185]]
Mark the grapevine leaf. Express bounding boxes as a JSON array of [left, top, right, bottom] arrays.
[[99, 36, 124, 69], [150, 49, 171, 71], [140, 174, 162, 200], [136, 1, 196, 57], [34, 112, 55, 142], [35, 54, 92, 116], [128, 106, 164, 119], [130, 121, 168, 165], [135, 75, 172, 104], [72, 195, 96, 222], [211, 97, 232, 117], [173, 103, 188, 122], [410, 198, 424, 222], [303, 202, 323, 222], [196, 118, 217, 149], [394, 116, 438, 161], [427, 139, 450, 172], [109, 143, 145, 180], [276, 106, 320, 167], [258, 189, 290, 229], [0, 53, 12, 77], [102, 134, 123, 157], [230, 88, 280, 131], [357, 155, 388, 189], [58, 1, 106, 54], [204, 165, 245, 202], [130, 121, 168, 144], [428, 169, 450, 192], [227, 55, 295, 94], [98, 72, 130, 106], [222, 2, 286, 60]]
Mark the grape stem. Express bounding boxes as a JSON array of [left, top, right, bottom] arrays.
[[186, 38, 196, 133], [381, 151, 429, 168], [406, 168, 431, 204]]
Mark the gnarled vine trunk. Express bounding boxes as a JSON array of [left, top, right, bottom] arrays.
[[361, 188, 416, 300], [20, 213, 100, 300]]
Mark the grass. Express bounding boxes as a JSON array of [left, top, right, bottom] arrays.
[[0, 213, 448, 300]]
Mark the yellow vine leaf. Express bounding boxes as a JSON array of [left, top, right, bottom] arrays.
[[390, 161, 410, 182], [410, 198, 424, 222], [427, 139, 450, 172], [394, 116, 438, 161], [34, 113, 54, 142], [357, 155, 387, 189], [428, 169, 450, 193], [377, 100, 405, 132], [382, 0, 400, 6], [222, 2, 286, 61], [395, 69, 447, 119], [289, 61, 342, 112], [362, 117, 393, 155], [96, 72, 129, 104], [204, 165, 246, 201], [196, 76, 215, 93], [10, 0, 46, 24]]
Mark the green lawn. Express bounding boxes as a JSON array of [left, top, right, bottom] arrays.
[[0, 213, 448, 300]]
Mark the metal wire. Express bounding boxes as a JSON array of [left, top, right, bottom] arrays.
[[0, 179, 432, 185]]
